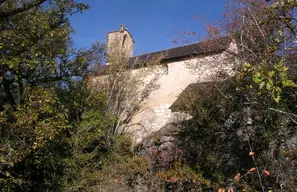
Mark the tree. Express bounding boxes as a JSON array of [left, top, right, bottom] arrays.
[[0, 0, 47, 19], [89, 37, 166, 144], [172, 0, 297, 191], [0, 0, 90, 110], [0, 1, 110, 191]]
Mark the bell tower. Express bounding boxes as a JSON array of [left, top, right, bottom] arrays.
[[106, 24, 134, 58]]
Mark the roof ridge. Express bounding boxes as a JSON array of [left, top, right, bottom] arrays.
[[132, 36, 230, 58], [108, 28, 135, 43]]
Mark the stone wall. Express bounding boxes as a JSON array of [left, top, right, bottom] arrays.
[[107, 29, 134, 58]]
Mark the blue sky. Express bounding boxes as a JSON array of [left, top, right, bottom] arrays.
[[70, 0, 226, 56]]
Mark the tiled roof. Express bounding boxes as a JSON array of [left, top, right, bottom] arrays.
[[129, 36, 232, 67]]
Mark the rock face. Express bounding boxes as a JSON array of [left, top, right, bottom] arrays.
[[137, 135, 177, 155], [135, 123, 181, 168], [126, 124, 180, 192]]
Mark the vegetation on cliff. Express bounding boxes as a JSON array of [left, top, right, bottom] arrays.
[[0, 0, 296, 191]]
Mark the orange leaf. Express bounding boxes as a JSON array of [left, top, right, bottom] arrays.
[[248, 167, 256, 173], [249, 151, 255, 156], [264, 170, 270, 176]]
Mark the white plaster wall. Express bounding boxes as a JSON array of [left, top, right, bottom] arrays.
[[130, 51, 236, 143]]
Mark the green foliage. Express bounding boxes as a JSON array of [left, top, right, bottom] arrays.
[[0, 0, 114, 191], [0, 87, 66, 164], [0, 0, 296, 191], [177, 65, 297, 190], [244, 62, 297, 103]]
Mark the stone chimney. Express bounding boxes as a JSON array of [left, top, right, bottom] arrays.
[[106, 24, 134, 59]]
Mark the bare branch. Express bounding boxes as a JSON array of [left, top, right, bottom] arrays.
[[268, 108, 297, 118], [0, 0, 48, 18], [0, 0, 7, 5]]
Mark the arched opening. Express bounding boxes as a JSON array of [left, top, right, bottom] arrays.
[[122, 34, 127, 50]]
